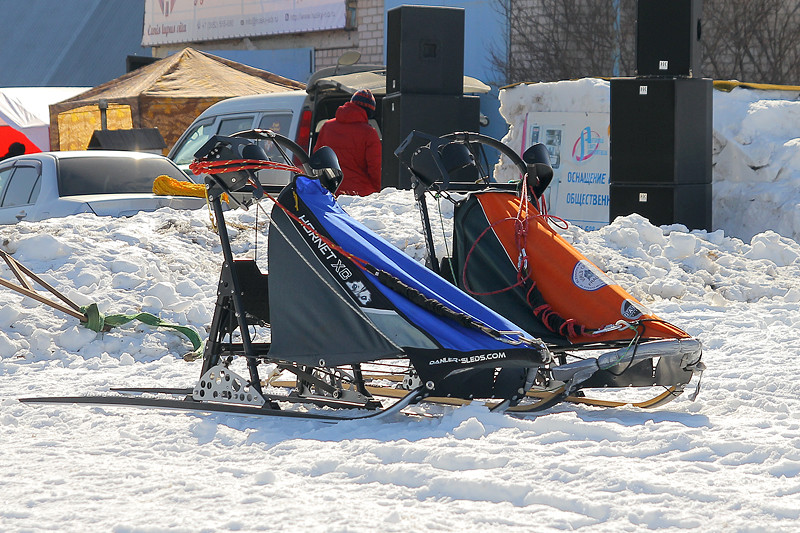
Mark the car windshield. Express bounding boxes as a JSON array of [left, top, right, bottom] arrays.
[[57, 156, 189, 197]]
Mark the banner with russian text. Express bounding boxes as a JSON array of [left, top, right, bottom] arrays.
[[523, 112, 610, 231], [143, 0, 348, 46]]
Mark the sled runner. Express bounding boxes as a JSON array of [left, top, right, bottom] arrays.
[[21, 128, 703, 420]]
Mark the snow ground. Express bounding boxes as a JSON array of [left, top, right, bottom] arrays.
[[2, 195, 800, 532], [2, 81, 800, 532]]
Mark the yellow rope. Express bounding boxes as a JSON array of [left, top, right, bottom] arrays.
[[152, 175, 229, 203], [152, 175, 267, 232]]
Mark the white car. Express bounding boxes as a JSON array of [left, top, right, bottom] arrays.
[[0, 150, 207, 224]]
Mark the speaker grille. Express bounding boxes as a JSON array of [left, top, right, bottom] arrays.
[[610, 77, 712, 185], [381, 93, 480, 189], [609, 183, 711, 231]]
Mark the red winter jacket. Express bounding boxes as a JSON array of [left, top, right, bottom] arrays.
[[313, 102, 382, 196]]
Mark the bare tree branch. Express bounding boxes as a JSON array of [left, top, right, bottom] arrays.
[[491, 0, 800, 85]]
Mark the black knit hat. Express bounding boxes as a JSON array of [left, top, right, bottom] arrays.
[[351, 89, 376, 118]]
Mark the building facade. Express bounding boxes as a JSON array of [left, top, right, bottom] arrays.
[[150, 0, 387, 75]]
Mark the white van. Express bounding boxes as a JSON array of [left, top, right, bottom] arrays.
[[168, 63, 383, 186], [168, 91, 307, 171], [168, 63, 490, 187]]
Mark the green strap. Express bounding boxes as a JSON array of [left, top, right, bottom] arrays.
[[81, 303, 204, 354]]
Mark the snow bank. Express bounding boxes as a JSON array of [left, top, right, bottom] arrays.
[[2, 78, 800, 531], [498, 79, 800, 243], [0, 191, 798, 531]]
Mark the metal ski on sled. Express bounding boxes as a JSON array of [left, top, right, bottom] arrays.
[[20, 377, 427, 423]]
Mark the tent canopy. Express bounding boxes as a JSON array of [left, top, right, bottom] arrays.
[[49, 48, 305, 152], [0, 87, 89, 152]]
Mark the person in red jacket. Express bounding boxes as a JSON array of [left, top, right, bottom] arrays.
[[313, 89, 382, 196]]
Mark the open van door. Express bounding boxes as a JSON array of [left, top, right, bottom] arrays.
[[306, 65, 490, 149]]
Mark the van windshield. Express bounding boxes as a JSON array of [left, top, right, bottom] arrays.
[[171, 118, 215, 166]]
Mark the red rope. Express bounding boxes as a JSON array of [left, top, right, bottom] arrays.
[[461, 174, 538, 296], [189, 159, 305, 176], [514, 176, 531, 282], [526, 282, 589, 338], [191, 157, 372, 273], [461, 216, 534, 296], [459, 175, 596, 339], [533, 189, 569, 230]]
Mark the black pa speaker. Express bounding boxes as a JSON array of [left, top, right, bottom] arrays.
[[126, 55, 159, 73], [386, 5, 465, 95], [636, 0, 703, 77], [610, 77, 712, 185], [381, 93, 480, 189], [609, 183, 711, 231]]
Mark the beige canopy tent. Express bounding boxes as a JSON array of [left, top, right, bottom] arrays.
[[49, 47, 305, 152]]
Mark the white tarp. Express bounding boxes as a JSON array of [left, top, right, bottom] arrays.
[[0, 87, 89, 150], [142, 0, 348, 46]]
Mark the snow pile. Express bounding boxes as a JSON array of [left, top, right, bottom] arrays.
[[1, 189, 800, 531], [2, 81, 800, 531], [499, 79, 800, 243], [713, 87, 800, 242]]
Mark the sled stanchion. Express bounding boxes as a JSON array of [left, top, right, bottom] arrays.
[[416, 190, 440, 274], [2, 249, 35, 291], [206, 182, 265, 398], [0, 275, 87, 322], [0, 249, 86, 322]]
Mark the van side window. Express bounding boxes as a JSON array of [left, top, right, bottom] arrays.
[[218, 116, 256, 136], [171, 118, 215, 166], [257, 113, 292, 137], [257, 113, 293, 159]]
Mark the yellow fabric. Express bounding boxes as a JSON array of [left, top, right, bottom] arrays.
[[711, 80, 800, 92], [152, 175, 229, 203], [57, 104, 133, 151]]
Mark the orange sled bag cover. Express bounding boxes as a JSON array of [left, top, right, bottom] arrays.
[[473, 192, 688, 344]]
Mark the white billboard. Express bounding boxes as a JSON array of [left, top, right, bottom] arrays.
[[524, 112, 610, 231], [143, 0, 348, 46]]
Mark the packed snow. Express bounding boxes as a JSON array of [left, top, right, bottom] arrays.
[[2, 81, 800, 532]]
